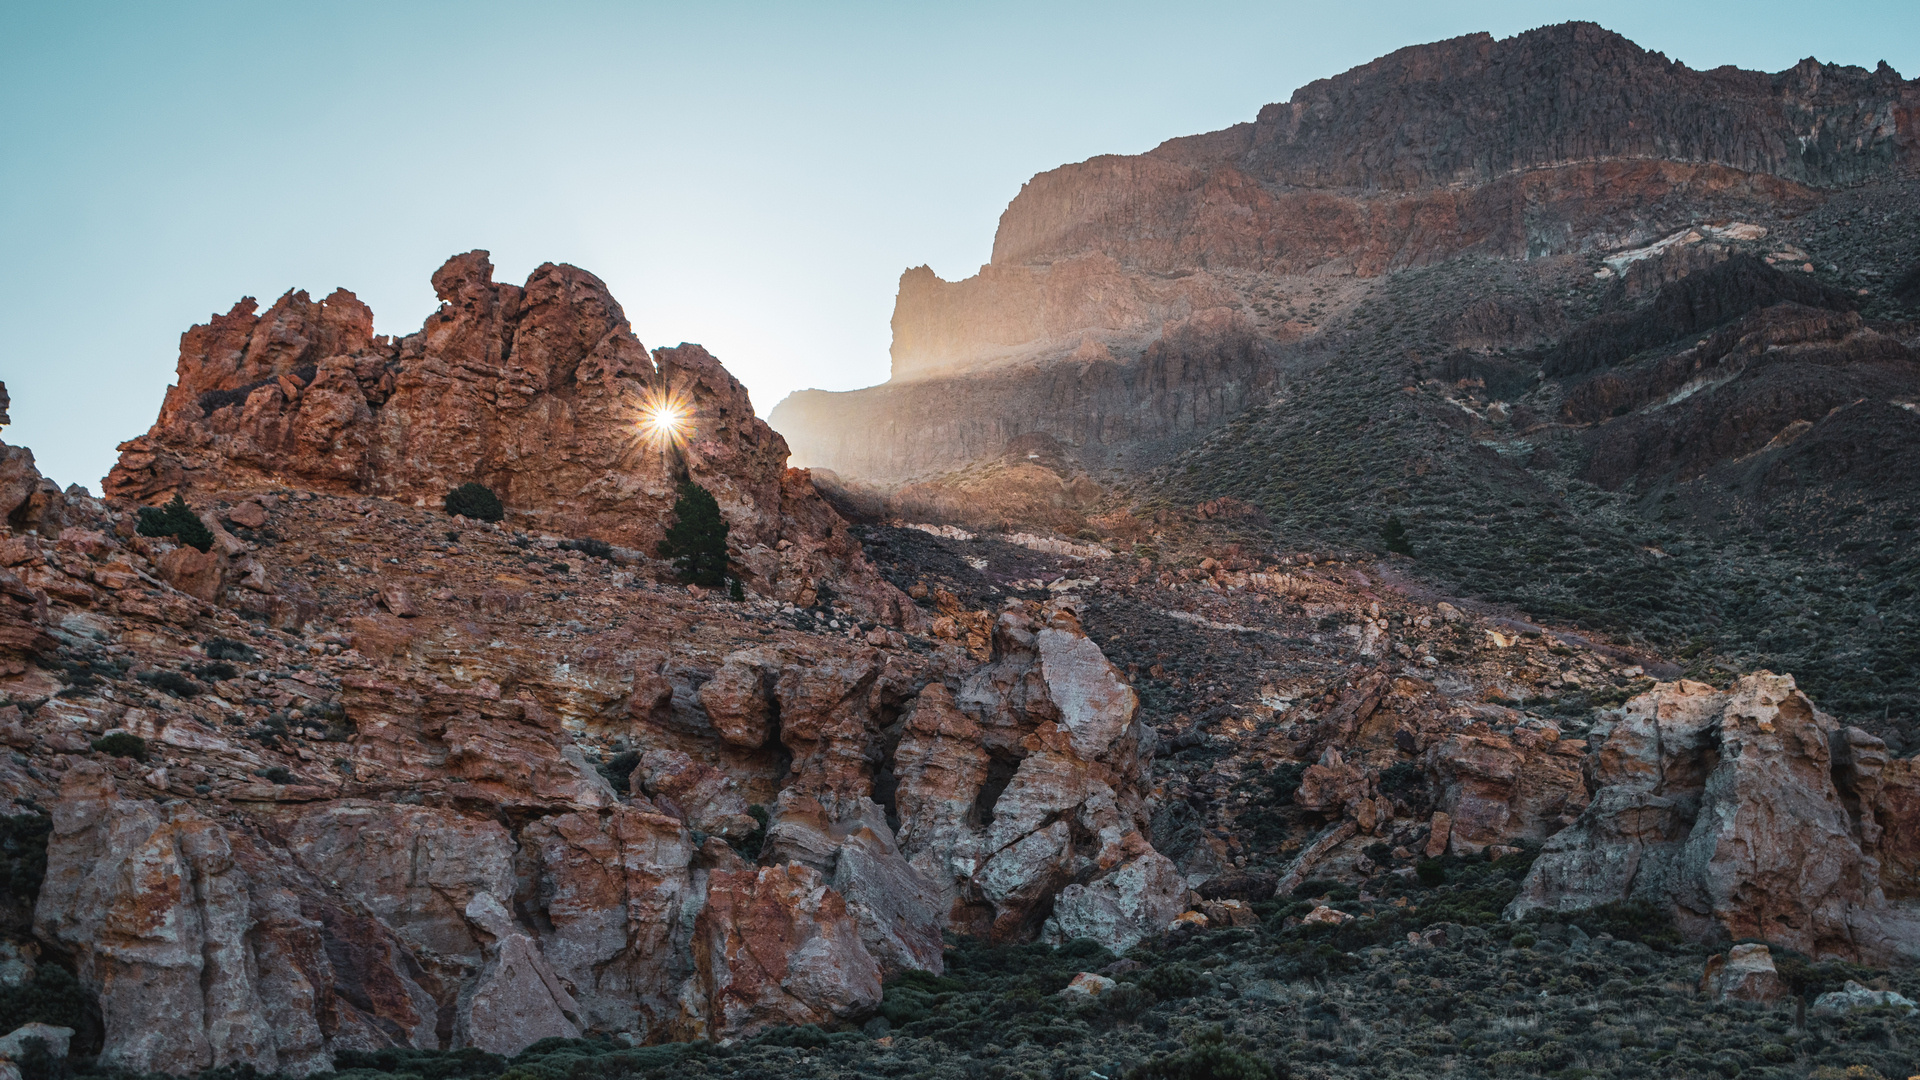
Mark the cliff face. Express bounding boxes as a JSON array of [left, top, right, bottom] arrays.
[[992, 22, 1915, 278], [771, 22, 1918, 485], [105, 251, 906, 622], [0, 342, 1189, 1065]]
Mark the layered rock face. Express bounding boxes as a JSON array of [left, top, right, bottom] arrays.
[[1511, 674, 1920, 964], [0, 414, 1179, 1069], [771, 22, 1918, 486], [104, 253, 905, 621]]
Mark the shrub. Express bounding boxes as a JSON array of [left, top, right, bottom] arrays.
[[135, 494, 213, 552], [597, 750, 640, 795], [260, 767, 294, 785], [190, 661, 237, 682], [90, 733, 148, 762], [559, 537, 612, 560], [1125, 1026, 1286, 1080], [444, 483, 505, 522], [203, 637, 258, 662], [137, 669, 202, 697], [1136, 962, 1201, 1001], [1416, 858, 1447, 886], [0, 813, 50, 936], [0, 964, 100, 1058], [1381, 514, 1413, 556], [734, 804, 770, 860], [658, 480, 731, 588]]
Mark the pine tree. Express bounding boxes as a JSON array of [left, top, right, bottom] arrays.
[[1380, 514, 1413, 556], [658, 480, 730, 588], [136, 494, 214, 553]]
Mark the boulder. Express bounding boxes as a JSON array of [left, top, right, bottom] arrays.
[[225, 501, 269, 529], [1699, 943, 1786, 1003], [1811, 980, 1918, 1016], [518, 806, 698, 1040], [0, 1023, 73, 1060], [1424, 723, 1587, 854], [35, 763, 435, 1074], [634, 749, 751, 836], [1059, 973, 1116, 998], [1043, 848, 1186, 951], [697, 648, 779, 748], [157, 544, 224, 602], [1302, 905, 1353, 926], [1510, 675, 1920, 964], [455, 893, 583, 1053]]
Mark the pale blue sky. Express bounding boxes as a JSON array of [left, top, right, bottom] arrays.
[[4, 1, 1916, 492]]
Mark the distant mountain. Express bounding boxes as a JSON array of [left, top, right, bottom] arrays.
[[771, 22, 1920, 737]]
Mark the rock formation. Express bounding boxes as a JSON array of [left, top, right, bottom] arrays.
[[771, 22, 1918, 487], [103, 254, 909, 623], [0, 329, 1184, 1068], [1510, 674, 1920, 964]]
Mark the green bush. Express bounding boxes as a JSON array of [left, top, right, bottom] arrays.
[[1126, 1026, 1287, 1080], [658, 480, 731, 588], [0, 814, 50, 936], [597, 750, 640, 795], [137, 669, 202, 697], [1136, 961, 1200, 1001], [734, 804, 770, 860], [90, 732, 148, 762], [1380, 514, 1413, 556], [202, 636, 258, 662], [559, 537, 611, 560], [0, 964, 99, 1058], [135, 494, 213, 552], [444, 483, 505, 522]]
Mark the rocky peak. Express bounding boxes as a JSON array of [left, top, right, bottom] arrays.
[[107, 251, 908, 620]]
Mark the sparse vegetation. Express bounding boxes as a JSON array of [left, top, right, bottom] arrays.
[[135, 493, 213, 552], [88, 733, 147, 762], [445, 482, 505, 522], [658, 480, 731, 588]]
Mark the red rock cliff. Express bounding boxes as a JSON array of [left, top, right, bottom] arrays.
[[106, 252, 907, 621]]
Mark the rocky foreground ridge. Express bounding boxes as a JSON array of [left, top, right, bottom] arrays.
[[7, 349, 1920, 1072], [0, 251, 1199, 1073]]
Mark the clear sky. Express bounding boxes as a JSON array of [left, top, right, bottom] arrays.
[[4, 1, 1916, 493]]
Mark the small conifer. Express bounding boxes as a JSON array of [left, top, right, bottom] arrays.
[[658, 480, 730, 588], [1380, 514, 1413, 556]]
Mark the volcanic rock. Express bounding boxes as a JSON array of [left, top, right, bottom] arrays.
[[771, 23, 1919, 490], [103, 252, 911, 623], [692, 863, 882, 1039], [1510, 674, 1920, 963], [1700, 942, 1786, 1003]]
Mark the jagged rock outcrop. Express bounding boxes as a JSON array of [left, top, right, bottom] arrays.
[[35, 763, 441, 1075], [102, 254, 909, 622], [1510, 674, 1920, 964], [0, 387, 66, 538], [0, 420, 1180, 1065], [896, 602, 1183, 950]]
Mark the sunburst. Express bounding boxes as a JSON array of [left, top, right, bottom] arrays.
[[637, 386, 694, 451]]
